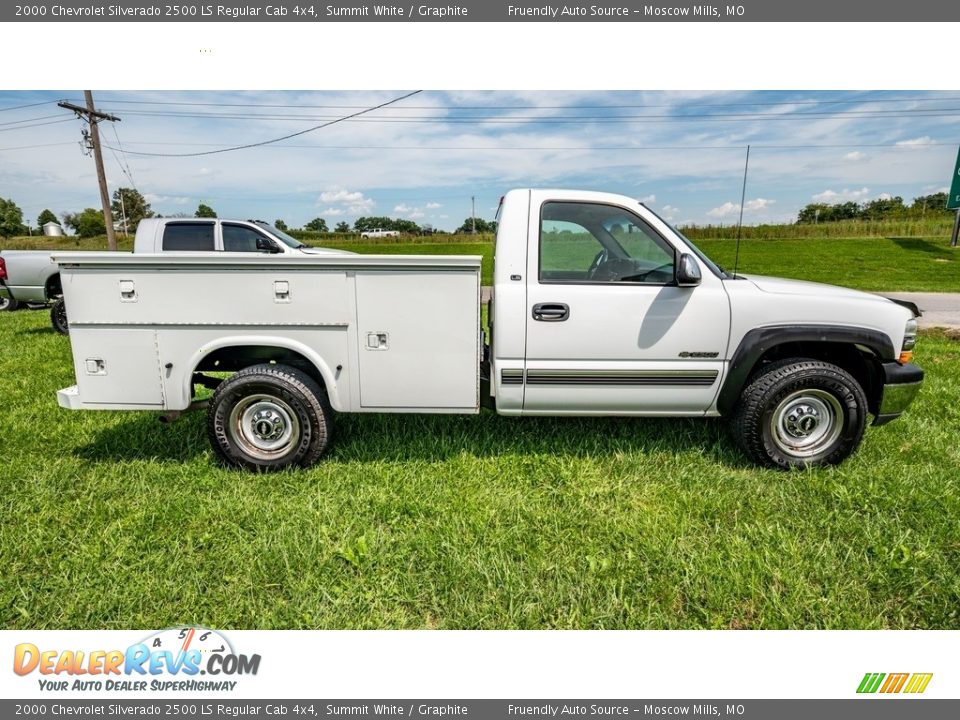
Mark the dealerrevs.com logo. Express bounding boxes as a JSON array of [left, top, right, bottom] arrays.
[[857, 672, 933, 694], [13, 627, 261, 693]]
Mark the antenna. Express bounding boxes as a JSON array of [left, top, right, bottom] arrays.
[[732, 144, 751, 278]]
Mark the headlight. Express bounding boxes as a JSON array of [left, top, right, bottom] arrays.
[[903, 318, 918, 351]]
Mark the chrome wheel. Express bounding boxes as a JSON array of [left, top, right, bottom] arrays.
[[0, 296, 9, 311], [770, 389, 844, 458], [227, 393, 300, 461]]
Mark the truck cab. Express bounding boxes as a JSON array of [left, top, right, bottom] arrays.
[[134, 218, 350, 256]]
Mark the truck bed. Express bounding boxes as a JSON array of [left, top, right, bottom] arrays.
[[54, 252, 482, 414]]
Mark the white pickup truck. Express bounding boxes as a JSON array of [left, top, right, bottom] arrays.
[[359, 228, 400, 239], [53, 189, 923, 470], [0, 218, 349, 334]]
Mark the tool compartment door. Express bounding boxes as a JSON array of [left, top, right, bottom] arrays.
[[355, 271, 478, 410], [69, 328, 164, 407]]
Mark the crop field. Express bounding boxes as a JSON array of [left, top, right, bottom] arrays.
[[1, 307, 958, 630]]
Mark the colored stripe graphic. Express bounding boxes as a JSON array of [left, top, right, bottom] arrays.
[[857, 673, 885, 693], [880, 673, 909, 693], [857, 672, 932, 694], [904, 673, 934, 694]]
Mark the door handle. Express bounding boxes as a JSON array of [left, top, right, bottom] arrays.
[[532, 302, 570, 322]]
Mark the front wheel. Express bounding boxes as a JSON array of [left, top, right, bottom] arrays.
[[731, 358, 868, 469], [0, 295, 20, 312], [51, 297, 68, 335], [207, 363, 332, 471]]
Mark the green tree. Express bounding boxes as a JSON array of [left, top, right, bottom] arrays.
[[111, 188, 153, 232], [63, 208, 107, 238], [37, 208, 58, 228], [911, 193, 952, 216], [455, 217, 496, 233], [274, 219, 289, 231], [195, 203, 217, 218], [0, 197, 25, 238], [334, 221, 351, 233], [305, 217, 328, 232]]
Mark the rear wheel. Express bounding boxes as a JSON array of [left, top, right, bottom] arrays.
[[731, 358, 868, 469], [207, 363, 332, 471], [51, 297, 68, 334], [0, 296, 19, 312]]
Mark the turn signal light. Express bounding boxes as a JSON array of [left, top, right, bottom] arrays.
[[0, 257, 6, 281], [899, 350, 914, 364]]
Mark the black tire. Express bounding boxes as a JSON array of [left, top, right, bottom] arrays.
[[207, 363, 332, 472], [730, 358, 868, 469], [0, 295, 20, 312], [51, 297, 68, 335]]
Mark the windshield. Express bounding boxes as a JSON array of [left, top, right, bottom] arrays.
[[641, 205, 731, 279], [253, 221, 306, 249]]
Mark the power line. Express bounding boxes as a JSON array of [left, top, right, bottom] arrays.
[[70, 93, 960, 110], [104, 140, 959, 152], [0, 118, 74, 133], [0, 100, 58, 113], [0, 113, 65, 127], [0, 141, 76, 152], [99, 90, 423, 158], [90, 109, 960, 128]]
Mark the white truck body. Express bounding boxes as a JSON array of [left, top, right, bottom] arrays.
[[54, 189, 924, 470], [56, 253, 480, 414]]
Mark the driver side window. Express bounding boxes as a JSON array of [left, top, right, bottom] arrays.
[[539, 201, 675, 284]]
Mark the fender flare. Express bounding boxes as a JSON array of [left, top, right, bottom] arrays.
[[182, 335, 344, 411], [716, 324, 896, 415]]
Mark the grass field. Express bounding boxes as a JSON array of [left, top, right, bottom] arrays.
[[1, 308, 958, 630], [7, 231, 954, 291]]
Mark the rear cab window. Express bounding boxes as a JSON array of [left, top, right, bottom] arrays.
[[161, 222, 215, 251]]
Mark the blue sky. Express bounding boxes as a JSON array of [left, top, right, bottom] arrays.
[[1, 89, 958, 231]]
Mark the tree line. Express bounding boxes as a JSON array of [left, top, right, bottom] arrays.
[[0, 189, 496, 239], [796, 192, 953, 223]]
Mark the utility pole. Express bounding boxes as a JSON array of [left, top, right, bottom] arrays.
[[471, 195, 476, 235], [58, 92, 120, 251], [951, 209, 959, 248]]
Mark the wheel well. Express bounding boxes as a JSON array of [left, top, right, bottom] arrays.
[[194, 345, 327, 389], [46, 272, 62, 300], [741, 342, 883, 415]]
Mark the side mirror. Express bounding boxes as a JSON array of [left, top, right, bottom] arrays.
[[256, 236, 281, 254], [676, 253, 702, 287]]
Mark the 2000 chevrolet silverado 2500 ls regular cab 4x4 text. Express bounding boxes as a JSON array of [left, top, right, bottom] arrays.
[[53, 189, 923, 470]]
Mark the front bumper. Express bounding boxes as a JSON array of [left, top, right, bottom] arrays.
[[873, 362, 924, 426]]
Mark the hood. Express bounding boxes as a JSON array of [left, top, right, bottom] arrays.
[[300, 246, 356, 256], [740, 274, 893, 305]]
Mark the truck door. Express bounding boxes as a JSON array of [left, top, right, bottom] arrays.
[[523, 199, 730, 415]]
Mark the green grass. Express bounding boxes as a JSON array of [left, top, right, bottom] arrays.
[[5, 231, 957, 291], [1, 309, 959, 629]]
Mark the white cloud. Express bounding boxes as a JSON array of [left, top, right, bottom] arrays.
[[744, 198, 775, 211], [320, 189, 365, 204], [320, 207, 344, 217], [896, 136, 935, 148], [425, 202, 442, 209], [843, 151, 866, 161], [145, 193, 190, 205], [812, 187, 872, 203], [707, 202, 739, 218], [317, 189, 374, 214], [638, 194, 656, 204], [661, 204, 679, 220], [878, 192, 892, 201], [394, 203, 426, 220], [706, 198, 775, 218]]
